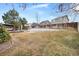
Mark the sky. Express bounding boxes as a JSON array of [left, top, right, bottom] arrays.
[[0, 3, 79, 23]]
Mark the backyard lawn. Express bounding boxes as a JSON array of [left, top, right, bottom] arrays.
[[0, 30, 79, 56]]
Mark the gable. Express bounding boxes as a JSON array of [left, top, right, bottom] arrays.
[[51, 15, 69, 24]]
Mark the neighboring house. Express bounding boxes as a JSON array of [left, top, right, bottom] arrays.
[[39, 15, 69, 29], [31, 23, 39, 28], [51, 15, 69, 24], [38, 15, 69, 29], [2, 24, 14, 31], [24, 23, 32, 29], [31, 15, 79, 32], [40, 20, 51, 28], [31, 20, 51, 28], [40, 20, 51, 25]]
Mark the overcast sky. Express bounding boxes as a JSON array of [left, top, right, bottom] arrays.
[[0, 3, 79, 23]]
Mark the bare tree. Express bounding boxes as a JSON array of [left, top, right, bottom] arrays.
[[58, 3, 79, 22]]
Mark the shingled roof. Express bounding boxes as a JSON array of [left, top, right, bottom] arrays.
[[40, 20, 51, 25], [51, 15, 69, 24]]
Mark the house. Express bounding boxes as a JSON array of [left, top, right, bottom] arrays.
[[38, 15, 70, 29], [38, 15, 79, 32], [2, 24, 24, 32], [51, 15, 69, 24], [24, 23, 32, 29], [3, 24, 13, 31], [40, 20, 51, 28], [50, 15, 70, 29], [31, 23, 40, 28]]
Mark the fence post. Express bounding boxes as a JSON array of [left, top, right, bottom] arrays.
[[77, 22, 79, 32]]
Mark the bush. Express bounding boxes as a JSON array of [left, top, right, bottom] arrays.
[[0, 25, 11, 43]]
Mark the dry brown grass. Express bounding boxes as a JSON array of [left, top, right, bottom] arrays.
[[0, 30, 79, 56]]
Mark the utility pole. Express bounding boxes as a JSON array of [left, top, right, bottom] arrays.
[[35, 12, 39, 24], [35, 12, 40, 28]]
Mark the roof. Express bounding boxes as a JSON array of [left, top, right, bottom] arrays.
[[51, 15, 69, 24], [3, 24, 13, 26], [40, 20, 51, 25], [31, 23, 39, 26]]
